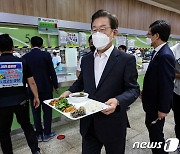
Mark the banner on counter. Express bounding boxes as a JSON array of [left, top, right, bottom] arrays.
[[66, 32, 79, 46], [58, 30, 79, 46], [38, 17, 58, 35], [0, 62, 23, 88], [116, 36, 126, 47]]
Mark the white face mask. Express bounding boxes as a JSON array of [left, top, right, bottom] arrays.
[[146, 37, 152, 45], [137, 53, 141, 57], [92, 32, 110, 50]]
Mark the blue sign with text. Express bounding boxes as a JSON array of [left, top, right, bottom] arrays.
[[0, 62, 23, 88]]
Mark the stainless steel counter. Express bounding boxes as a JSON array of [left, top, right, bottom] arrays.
[[56, 63, 148, 88], [56, 71, 77, 87]]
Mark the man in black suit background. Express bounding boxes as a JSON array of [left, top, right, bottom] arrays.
[[23, 36, 59, 142], [61, 10, 139, 154], [142, 20, 175, 154]]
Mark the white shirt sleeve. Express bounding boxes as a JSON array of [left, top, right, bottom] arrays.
[[171, 43, 180, 59], [77, 56, 82, 71], [57, 56, 61, 63]]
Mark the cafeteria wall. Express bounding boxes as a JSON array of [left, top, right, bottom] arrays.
[[0, 0, 180, 35], [0, 24, 179, 48]]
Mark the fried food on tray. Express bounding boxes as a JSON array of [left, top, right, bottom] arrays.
[[63, 106, 76, 113], [49, 99, 58, 106]]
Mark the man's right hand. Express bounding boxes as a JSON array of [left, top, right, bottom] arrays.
[[60, 90, 71, 98]]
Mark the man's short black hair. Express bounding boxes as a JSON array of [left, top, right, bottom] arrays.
[[0, 34, 13, 52], [88, 35, 92, 44], [118, 45, 127, 51], [31, 36, 43, 47], [91, 10, 118, 30], [149, 20, 171, 42]]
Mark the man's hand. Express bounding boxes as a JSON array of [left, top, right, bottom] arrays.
[[33, 97, 40, 108], [101, 98, 119, 115], [55, 88, 59, 94], [60, 90, 71, 98], [158, 111, 167, 120]]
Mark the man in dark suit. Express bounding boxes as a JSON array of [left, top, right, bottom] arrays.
[[0, 34, 41, 154], [142, 20, 175, 154], [23, 36, 59, 142], [61, 10, 139, 154]]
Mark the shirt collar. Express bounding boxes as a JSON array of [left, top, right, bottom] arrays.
[[155, 42, 166, 52], [31, 47, 41, 50], [94, 45, 114, 58]]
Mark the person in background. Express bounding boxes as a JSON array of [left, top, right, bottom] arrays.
[[126, 50, 133, 55], [23, 36, 59, 142], [142, 20, 175, 154], [52, 50, 62, 72], [118, 45, 127, 52], [76, 35, 96, 77], [61, 10, 139, 154], [171, 43, 180, 151], [0, 34, 41, 154], [134, 49, 143, 69]]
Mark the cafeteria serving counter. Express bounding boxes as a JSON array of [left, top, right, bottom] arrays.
[[56, 71, 77, 87]]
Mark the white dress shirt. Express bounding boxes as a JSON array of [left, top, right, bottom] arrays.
[[152, 42, 166, 60], [171, 43, 180, 95], [77, 56, 82, 71], [94, 45, 114, 87]]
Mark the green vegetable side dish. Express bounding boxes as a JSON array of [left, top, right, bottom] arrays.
[[55, 98, 73, 112]]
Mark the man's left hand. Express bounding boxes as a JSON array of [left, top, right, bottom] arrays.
[[101, 98, 119, 115], [34, 97, 40, 108]]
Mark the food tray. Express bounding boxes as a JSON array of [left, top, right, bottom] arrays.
[[43, 98, 108, 120]]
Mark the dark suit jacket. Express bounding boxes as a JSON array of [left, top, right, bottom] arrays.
[[142, 44, 175, 114], [69, 47, 140, 141], [23, 48, 58, 97]]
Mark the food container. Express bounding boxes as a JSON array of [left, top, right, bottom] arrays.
[[69, 92, 89, 103]]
